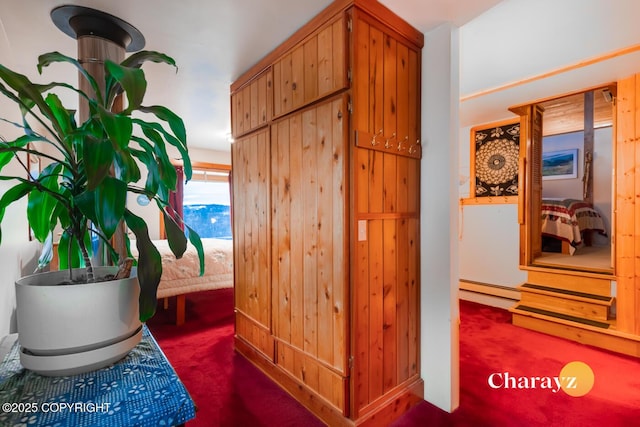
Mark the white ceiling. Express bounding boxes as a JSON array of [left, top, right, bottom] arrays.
[[0, 0, 502, 152]]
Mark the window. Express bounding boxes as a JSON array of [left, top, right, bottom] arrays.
[[183, 169, 232, 239]]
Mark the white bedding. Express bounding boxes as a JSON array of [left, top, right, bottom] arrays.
[[132, 238, 234, 298]]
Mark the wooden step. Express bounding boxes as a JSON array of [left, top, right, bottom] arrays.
[[512, 304, 610, 329], [518, 283, 613, 322], [526, 270, 612, 297], [510, 305, 640, 358]]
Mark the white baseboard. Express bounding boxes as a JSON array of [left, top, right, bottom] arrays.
[[459, 280, 520, 310]]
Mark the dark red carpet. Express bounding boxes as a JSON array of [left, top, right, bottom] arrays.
[[147, 290, 640, 426]]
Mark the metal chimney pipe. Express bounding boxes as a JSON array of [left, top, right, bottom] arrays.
[[50, 5, 145, 265], [51, 5, 145, 122]]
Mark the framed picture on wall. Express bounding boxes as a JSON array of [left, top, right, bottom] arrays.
[[467, 118, 521, 203], [542, 149, 578, 180]]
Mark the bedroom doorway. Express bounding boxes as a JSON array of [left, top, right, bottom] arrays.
[[511, 85, 615, 275]]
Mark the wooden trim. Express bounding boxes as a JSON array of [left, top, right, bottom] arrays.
[[191, 161, 230, 171], [469, 117, 521, 133], [170, 159, 230, 170], [461, 42, 640, 102], [460, 196, 517, 205], [354, 212, 419, 220]]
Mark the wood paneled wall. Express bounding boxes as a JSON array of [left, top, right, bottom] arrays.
[[615, 74, 640, 335], [351, 10, 421, 160], [353, 147, 420, 415]]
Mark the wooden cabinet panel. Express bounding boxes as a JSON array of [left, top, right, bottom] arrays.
[[271, 95, 348, 375], [231, 69, 272, 138], [273, 16, 347, 118], [276, 341, 347, 413], [231, 128, 271, 349]]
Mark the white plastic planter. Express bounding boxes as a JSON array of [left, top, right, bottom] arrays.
[[15, 266, 142, 376]]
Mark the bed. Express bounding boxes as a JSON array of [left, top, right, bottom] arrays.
[[541, 199, 606, 255], [133, 238, 233, 324]]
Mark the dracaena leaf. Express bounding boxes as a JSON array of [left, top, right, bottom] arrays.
[[94, 176, 127, 239], [0, 65, 60, 135], [139, 105, 186, 145], [44, 93, 75, 140], [104, 60, 146, 114], [27, 163, 62, 242], [113, 149, 141, 184], [98, 105, 133, 150], [124, 209, 162, 322], [134, 119, 192, 181], [38, 52, 102, 105], [162, 209, 187, 258], [82, 136, 113, 190], [186, 225, 205, 276]]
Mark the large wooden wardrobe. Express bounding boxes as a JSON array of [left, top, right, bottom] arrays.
[[230, 1, 423, 425]]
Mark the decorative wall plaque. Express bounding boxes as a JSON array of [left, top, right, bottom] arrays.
[[471, 120, 521, 198]]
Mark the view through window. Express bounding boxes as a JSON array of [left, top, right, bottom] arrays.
[[183, 169, 232, 240]]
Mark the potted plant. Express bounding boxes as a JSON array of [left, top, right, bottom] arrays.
[[0, 51, 204, 375]]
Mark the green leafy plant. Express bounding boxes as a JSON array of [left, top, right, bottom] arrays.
[[0, 51, 204, 322]]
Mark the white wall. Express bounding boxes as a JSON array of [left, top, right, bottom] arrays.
[[458, 204, 526, 286], [421, 23, 460, 413], [0, 121, 42, 336], [460, 0, 640, 98]]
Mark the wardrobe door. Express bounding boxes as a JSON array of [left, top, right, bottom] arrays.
[[272, 15, 347, 118], [231, 68, 272, 139], [271, 95, 349, 412], [231, 128, 273, 359]]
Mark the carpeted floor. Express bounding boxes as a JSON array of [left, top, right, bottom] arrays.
[[147, 289, 640, 426]]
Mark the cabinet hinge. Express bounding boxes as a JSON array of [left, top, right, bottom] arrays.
[[347, 18, 352, 32], [347, 68, 352, 82], [348, 356, 354, 369], [347, 100, 353, 114]]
